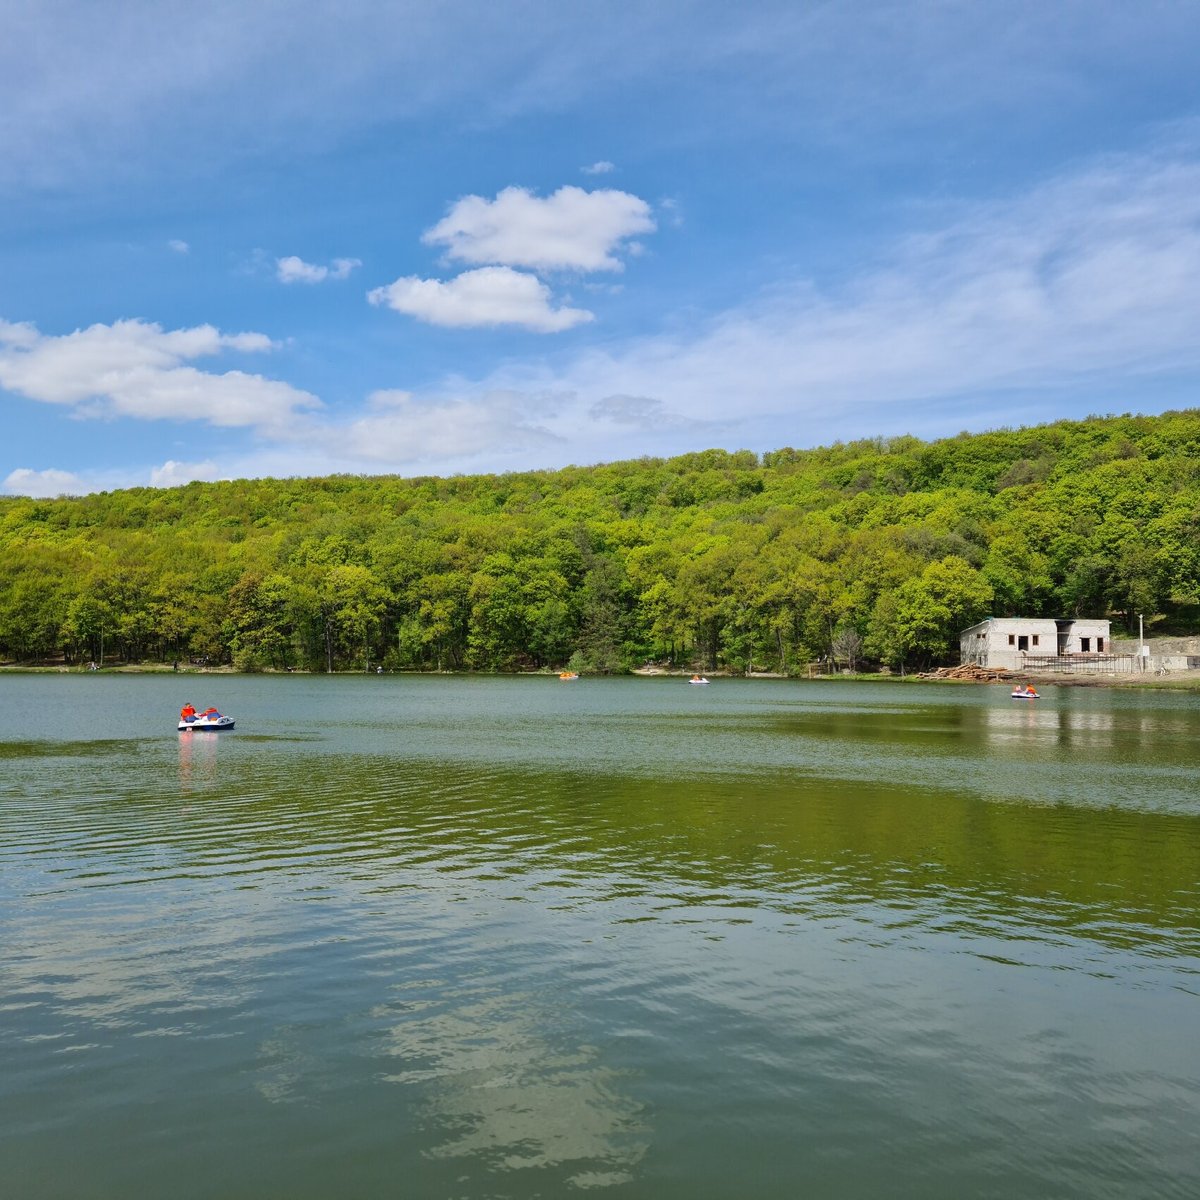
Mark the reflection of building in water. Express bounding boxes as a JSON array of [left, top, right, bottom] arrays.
[[960, 617, 1121, 672], [980, 704, 1120, 745], [178, 729, 219, 791], [979, 702, 1052, 743], [379, 986, 648, 1187]]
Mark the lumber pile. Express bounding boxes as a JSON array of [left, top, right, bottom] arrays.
[[917, 664, 1017, 682]]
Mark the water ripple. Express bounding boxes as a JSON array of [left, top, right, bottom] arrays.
[[3, 675, 1200, 1198]]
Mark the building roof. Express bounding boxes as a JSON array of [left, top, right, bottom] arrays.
[[960, 615, 1110, 634]]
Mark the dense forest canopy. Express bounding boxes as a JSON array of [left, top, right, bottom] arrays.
[[2, 411, 1198, 673]]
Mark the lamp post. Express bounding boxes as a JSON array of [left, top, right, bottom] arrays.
[[1138, 612, 1144, 671]]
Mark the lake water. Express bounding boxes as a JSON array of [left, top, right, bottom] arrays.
[[2, 673, 1198, 1199]]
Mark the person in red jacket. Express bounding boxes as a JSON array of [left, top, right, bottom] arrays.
[[180, 703, 197, 722]]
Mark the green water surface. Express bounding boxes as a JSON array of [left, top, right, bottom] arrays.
[[2, 674, 1197, 1198]]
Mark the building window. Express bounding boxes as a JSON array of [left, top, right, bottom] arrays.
[[1032, 635, 1040, 646], [1097, 636, 1104, 652], [1007, 634, 1015, 645], [1081, 637, 1091, 652]]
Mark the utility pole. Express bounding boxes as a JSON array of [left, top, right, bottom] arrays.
[[1138, 612, 1144, 672]]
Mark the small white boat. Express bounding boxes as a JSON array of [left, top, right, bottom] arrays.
[[689, 676, 710, 685], [1010, 689, 1039, 699], [178, 713, 235, 731]]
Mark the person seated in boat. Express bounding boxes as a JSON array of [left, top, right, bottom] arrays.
[[201, 707, 220, 718], [180, 702, 196, 722]]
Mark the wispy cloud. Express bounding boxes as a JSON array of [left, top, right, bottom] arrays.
[[453, 151, 1200, 436], [3, 4, 1197, 198], [276, 255, 361, 284], [8, 147, 1200, 485], [339, 388, 563, 463], [581, 160, 615, 175], [168, 238, 190, 254], [368, 266, 593, 332], [423, 186, 654, 273], [588, 394, 704, 432]]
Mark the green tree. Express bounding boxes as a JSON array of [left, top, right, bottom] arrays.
[[324, 564, 389, 671], [867, 555, 993, 669]]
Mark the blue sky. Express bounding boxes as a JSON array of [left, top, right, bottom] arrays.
[[3, 1, 1200, 496]]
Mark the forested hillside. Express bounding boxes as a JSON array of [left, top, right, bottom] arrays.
[[2, 411, 1198, 673]]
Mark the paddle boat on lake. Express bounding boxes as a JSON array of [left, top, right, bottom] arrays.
[[689, 675, 710, 685], [1010, 685, 1040, 699], [178, 704, 235, 731]]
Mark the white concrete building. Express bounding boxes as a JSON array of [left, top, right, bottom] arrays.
[[960, 617, 1112, 671]]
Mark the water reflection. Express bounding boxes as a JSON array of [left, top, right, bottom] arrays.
[[379, 986, 647, 1185], [977, 701, 1048, 744], [977, 703, 1160, 743], [10, 734, 1200, 956], [4, 676, 1200, 1199], [177, 729, 220, 792]]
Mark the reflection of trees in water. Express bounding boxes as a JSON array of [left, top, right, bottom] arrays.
[[77, 722, 1200, 958], [380, 986, 648, 1186]]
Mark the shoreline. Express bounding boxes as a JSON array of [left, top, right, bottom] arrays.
[[3, 662, 1198, 691]]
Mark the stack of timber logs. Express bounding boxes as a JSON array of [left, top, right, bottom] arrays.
[[916, 664, 1017, 682]]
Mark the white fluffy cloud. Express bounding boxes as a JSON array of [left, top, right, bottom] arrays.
[[370, 184, 649, 332], [3, 458, 220, 496], [3, 467, 88, 498], [149, 458, 220, 487], [0, 318, 318, 431], [276, 255, 361, 284], [368, 266, 593, 332], [423, 186, 655, 272]]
